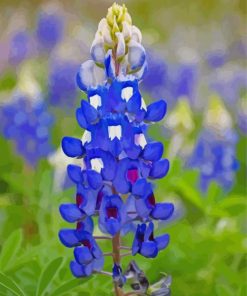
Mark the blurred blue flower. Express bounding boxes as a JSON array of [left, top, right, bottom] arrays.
[[142, 50, 198, 106], [9, 31, 31, 65], [206, 50, 227, 68], [0, 96, 53, 166], [189, 129, 239, 192], [36, 11, 63, 51], [210, 68, 247, 105], [48, 60, 78, 107], [142, 50, 168, 98]]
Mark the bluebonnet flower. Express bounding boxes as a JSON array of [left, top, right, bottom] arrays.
[[132, 222, 170, 258], [8, 31, 31, 65], [36, 11, 63, 51], [48, 60, 78, 107], [0, 95, 53, 166], [142, 50, 198, 106], [189, 97, 239, 192], [59, 4, 174, 290], [206, 49, 227, 68], [210, 66, 247, 105]]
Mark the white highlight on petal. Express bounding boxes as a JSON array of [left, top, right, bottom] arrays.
[[90, 158, 104, 173], [141, 97, 147, 111], [134, 133, 147, 149], [108, 125, 122, 140], [121, 87, 133, 102], [81, 131, 91, 145], [89, 94, 102, 109]]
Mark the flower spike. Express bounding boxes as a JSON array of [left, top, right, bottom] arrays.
[[59, 3, 174, 294]]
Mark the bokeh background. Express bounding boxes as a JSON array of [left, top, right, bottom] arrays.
[[0, 0, 246, 295]]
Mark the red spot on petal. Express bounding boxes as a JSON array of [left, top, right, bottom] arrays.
[[149, 232, 154, 241], [76, 222, 83, 231], [81, 239, 92, 249], [147, 192, 156, 207], [126, 168, 139, 184], [76, 193, 84, 206], [106, 206, 118, 219]]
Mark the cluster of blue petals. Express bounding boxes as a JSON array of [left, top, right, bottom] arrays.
[[0, 96, 53, 166], [189, 129, 239, 192], [59, 47, 174, 278]]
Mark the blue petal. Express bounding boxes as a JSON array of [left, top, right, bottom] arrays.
[[155, 234, 170, 251], [149, 159, 169, 179], [128, 40, 146, 71], [93, 256, 104, 272], [59, 204, 84, 222], [58, 229, 79, 247], [81, 100, 98, 124], [132, 178, 151, 197], [70, 261, 93, 277], [108, 138, 122, 157], [126, 91, 141, 114], [91, 240, 103, 259], [151, 203, 174, 220], [74, 246, 93, 264], [67, 165, 82, 183], [77, 185, 98, 216], [112, 158, 130, 194], [104, 50, 115, 79], [145, 100, 167, 122], [132, 224, 145, 255], [107, 79, 126, 112], [62, 137, 85, 158], [141, 142, 163, 161], [140, 241, 158, 258], [135, 198, 151, 218], [105, 218, 121, 236], [76, 216, 94, 233], [144, 222, 154, 241], [76, 60, 95, 91], [87, 170, 103, 189], [101, 152, 117, 181], [76, 108, 88, 129], [124, 145, 142, 160]]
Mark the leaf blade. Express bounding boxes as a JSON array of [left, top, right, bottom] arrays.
[[36, 257, 63, 296], [0, 272, 25, 296], [50, 277, 91, 296], [0, 229, 23, 271]]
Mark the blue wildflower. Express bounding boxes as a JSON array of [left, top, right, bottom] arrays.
[[132, 222, 170, 258], [48, 60, 78, 107], [59, 3, 174, 285], [0, 96, 53, 166], [9, 31, 31, 65], [36, 11, 63, 51], [190, 129, 238, 192]]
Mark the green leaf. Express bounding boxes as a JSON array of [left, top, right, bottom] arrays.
[[0, 272, 25, 296], [36, 257, 63, 296], [50, 278, 91, 296], [218, 196, 246, 209], [171, 177, 204, 211], [0, 229, 23, 271]]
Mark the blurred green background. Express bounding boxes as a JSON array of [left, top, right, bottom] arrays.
[[0, 0, 246, 295]]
